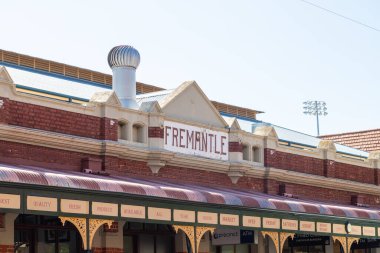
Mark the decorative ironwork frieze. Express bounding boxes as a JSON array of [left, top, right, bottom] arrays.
[[333, 236, 348, 253], [59, 217, 113, 250], [261, 231, 280, 253], [196, 226, 215, 252], [347, 237, 359, 253], [89, 219, 114, 249], [280, 232, 295, 253], [173, 225, 195, 253], [59, 217, 87, 249]]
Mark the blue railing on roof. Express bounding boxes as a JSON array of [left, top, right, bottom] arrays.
[[1, 61, 111, 89], [220, 112, 262, 123], [16, 84, 89, 103]]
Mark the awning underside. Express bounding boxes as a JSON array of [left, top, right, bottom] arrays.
[[0, 163, 379, 220]]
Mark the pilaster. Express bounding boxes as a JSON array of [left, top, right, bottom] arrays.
[[92, 221, 126, 253], [368, 151, 380, 185], [0, 213, 18, 253], [318, 140, 337, 178]]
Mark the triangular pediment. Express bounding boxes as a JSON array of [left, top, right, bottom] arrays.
[[140, 101, 163, 113], [159, 81, 228, 128], [0, 66, 14, 83], [224, 117, 241, 131], [89, 91, 121, 106], [253, 125, 278, 139]]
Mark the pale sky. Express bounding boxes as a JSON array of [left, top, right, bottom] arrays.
[[2, 0, 379, 136]]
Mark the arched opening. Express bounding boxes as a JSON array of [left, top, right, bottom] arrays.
[[332, 237, 344, 253], [262, 233, 277, 253], [118, 121, 129, 141], [132, 123, 145, 143], [242, 144, 250, 161], [123, 221, 175, 253], [252, 146, 261, 163], [14, 214, 84, 253]]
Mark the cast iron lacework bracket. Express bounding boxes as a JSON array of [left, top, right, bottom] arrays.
[[59, 217, 87, 249], [196, 227, 216, 253], [59, 217, 113, 250], [89, 219, 114, 249], [279, 232, 295, 253], [347, 237, 359, 253], [173, 225, 195, 253], [332, 236, 348, 253], [261, 231, 280, 253]]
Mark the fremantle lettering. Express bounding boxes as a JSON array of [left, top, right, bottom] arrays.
[[164, 121, 228, 160]]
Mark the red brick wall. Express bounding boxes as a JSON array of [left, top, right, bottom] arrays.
[[264, 149, 325, 176], [0, 245, 14, 253], [266, 180, 380, 207], [148, 127, 164, 138], [0, 140, 100, 171], [99, 118, 118, 141], [229, 142, 243, 152], [265, 149, 376, 185], [334, 161, 375, 184], [92, 248, 123, 253], [0, 98, 9, 124], [5, 99, 117, 140], [106, 157, 264, 192]]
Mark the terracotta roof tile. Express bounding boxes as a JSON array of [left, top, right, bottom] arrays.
[[321, 129, 380, 152]]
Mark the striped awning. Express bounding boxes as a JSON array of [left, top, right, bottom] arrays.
[[0, 163, 379, 220]]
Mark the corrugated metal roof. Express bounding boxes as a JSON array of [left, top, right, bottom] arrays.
[[3, 65, 110, 100], [136, 89, 173, 105], [232, 117, 369, 158], [0, 163, 379, 220]]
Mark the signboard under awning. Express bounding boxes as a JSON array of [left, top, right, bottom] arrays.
[[212, 229, 254, 245], [351, 239, 380, 249], [288, 235, 330, 247]]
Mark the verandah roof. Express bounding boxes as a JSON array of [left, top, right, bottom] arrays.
[[0, 163, 379, 221]]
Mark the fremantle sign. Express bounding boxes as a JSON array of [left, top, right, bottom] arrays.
[[164, 121, 229, 160]]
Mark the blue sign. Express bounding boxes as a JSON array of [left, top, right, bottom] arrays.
[[240, 230, 254, 244]]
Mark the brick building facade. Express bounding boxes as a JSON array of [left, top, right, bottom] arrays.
[[0, 47, 379, 253]]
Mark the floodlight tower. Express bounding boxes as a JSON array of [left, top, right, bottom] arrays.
[[303, 101, 328, 136]]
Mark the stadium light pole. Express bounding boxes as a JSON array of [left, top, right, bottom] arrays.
[[303, 101, 328, 136]]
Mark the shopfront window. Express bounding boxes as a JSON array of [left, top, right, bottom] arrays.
[[287, 234, 330, 253], [351, 238, 380, 253], [210, 229, 256, 253], [14, 214, 83, 253], [123, 221, 175, 253]]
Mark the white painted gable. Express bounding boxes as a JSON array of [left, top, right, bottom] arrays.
[[0, 66, 13, 83], [160, 81, 228, 128]]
